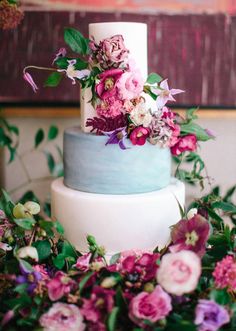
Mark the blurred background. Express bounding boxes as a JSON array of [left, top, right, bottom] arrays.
[[0, 0, 236, 207]]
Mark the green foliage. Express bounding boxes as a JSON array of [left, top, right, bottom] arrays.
[[181, 122, 212, 141], [146, 72, 163, 85], [0, 114, 19, 162], [33, 240, 51, 261], [107, 307, 119, 331], [13, 217, 36, 230], [48, 125, 58, 141], [34, 128, 44, 148], [64, 27, 89, 55], [44, 72, 62, 87]]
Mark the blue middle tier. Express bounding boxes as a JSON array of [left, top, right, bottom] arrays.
[[63, 127, 171, 194]]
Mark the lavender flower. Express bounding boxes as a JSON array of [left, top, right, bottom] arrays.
[[23, 72, 39, 93], [194, 300, 230, 331], [16, 260, 42, 294], [58, 59, 90, 85], [103, 127, 128, 150], [52, 47, 67, 65]]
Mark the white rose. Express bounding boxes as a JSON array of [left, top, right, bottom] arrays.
[[130, 105, 152, 127], [157, 250, 201, 296]]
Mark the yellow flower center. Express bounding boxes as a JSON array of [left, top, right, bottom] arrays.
[[105, 77, 114, 90], [185, 230, 199, 246]]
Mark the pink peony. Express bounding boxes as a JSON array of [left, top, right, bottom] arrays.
[[39, 303, 85, 331], [47, 271, 75, 301], [129, 285, 172, 327], [130, 127, 150, 146], [169, 214, 210, 257], [171, 134, 197, 156], [75, 252, 91, 272], [96, 97, 123, 118], [95, 68, 123, 100], [157, 250, 201, 296], [117, 69, 144, 100], [213, 255, 236, 291], [100, 34, 129, 65]]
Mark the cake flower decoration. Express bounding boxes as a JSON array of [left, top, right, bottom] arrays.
[[103, 127, 128, 150], [58, 59, 90, 85]]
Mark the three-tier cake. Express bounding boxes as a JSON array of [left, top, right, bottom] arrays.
[[51, 22, 185, 255]]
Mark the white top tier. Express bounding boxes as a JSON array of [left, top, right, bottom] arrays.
[[89, 22, 148, 78]]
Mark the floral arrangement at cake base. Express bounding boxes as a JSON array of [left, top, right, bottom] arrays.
[[0, 188, 236, 331]]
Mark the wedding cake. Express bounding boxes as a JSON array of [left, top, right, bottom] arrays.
[[51, 22, 185, 255]]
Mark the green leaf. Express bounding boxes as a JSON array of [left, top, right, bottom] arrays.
[[64, 27, 89, 55], [107, 307, 119, 331], [181, 122, 212, 141], [48, 125, 58, 141], [44, 151, 55, 174], [19, 259, 33, 272], [54, 220, 64, 235], [13, 218, 36, 230], [79, 271, 94, 293], [33, 240, 51, 261], [35, 128, 44, 148], [186, 108, 198, 121], [62, 241, 77, 259], [224, 185, 236, 202], [53, 253, 65, 269], [44, 72, 62, 87], [210, 288, 231, 305], [14, 283, 28, 294], [146, 72, 163, 84], [212, 201, 236, 214]]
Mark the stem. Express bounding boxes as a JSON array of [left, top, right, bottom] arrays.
[[174, 153, 185, 178], [23, 65, 57, 73], [28, 226, 37, 246]]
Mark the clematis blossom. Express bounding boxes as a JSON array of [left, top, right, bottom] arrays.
[[58, 59, 90, 85], [152, 79, 184, 109], [23, 71, 39, 93], [103, 127, 128, 150], [52, 47, 67, 64]]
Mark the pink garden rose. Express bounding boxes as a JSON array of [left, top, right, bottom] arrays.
[[157, 250, 201, 296], [39, 303, 85, 331], [96, 97, 123, 118], [129, 285, 172, 327], [47, 271, 75, 301], [130, 127, 150, 146], [95, 68, 123, 100], [171, 134, 197, 156], [117, 69, 144, 100]]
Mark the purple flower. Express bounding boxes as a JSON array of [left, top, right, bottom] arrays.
[[23, 71, 39, 93], [16, 260, 42, 294], [169, 214, 210, 257], [151, 79, 184, 109], [103, 127, 128, 150], [52, 47, 67, 65], [194, 300, 230, 331]]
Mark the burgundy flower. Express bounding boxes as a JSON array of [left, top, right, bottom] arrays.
[[119, 252, 160, 283], [81, 286, 115, 323], [169, 214, 210, 257], [171, 134, 197, 156], [95, 68, 123, 100], [130, 127, 150, 146]]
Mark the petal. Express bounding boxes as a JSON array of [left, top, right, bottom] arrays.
[[23, 72, 38, 93], [67, 59, 76, 65], [160, 79, 169, 91], [156, 95, 168, 108], [119, 139, 127, 150], [170, 88, 185, 95]]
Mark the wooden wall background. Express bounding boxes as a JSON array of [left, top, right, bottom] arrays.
[[1, 0, 236, 107]]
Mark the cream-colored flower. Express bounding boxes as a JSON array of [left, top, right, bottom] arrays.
[[130, 103, 152, 127], [17, 246, 39, 261]]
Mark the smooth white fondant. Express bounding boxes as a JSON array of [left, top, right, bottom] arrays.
[[81, 22, 150, 132], [51, 177, 185, 255]]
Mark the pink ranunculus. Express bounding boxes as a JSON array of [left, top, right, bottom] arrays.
[[117, 69, 144, 100], [96, 97, 123, 118], [47, 271, 75, 301], [75, 252, 91, 272], [95, 68, 123, 100], [213, 255, 236, 291], [157, 250, 201, 296], [101, 34, 129, 64], [129, 285, 172, 327], [130, 127, 150, 146], [171, 134, 197, 156], [39, 303, 85, 331]]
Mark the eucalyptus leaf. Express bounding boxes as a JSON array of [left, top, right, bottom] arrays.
[[110, 252, 121, 265]]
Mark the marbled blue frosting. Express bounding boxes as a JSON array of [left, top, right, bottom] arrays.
[[64, 127, 171, 194]]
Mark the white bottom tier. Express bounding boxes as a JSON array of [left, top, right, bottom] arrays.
[[51, 178, 185, 255]]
